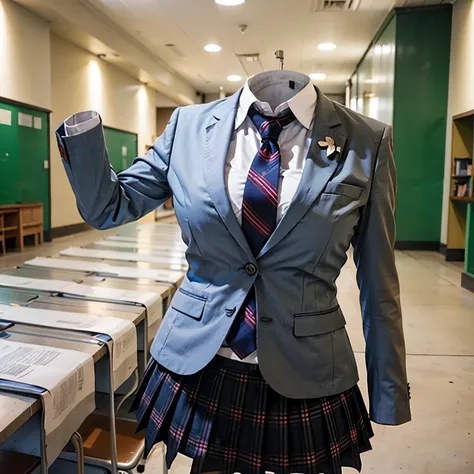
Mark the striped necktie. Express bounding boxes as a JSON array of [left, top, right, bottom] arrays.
[[226, 105, 296, 359]]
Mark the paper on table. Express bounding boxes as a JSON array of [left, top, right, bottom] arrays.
[[0, 274, 71, 292], [63, 283, 161, 325], [25, 257, 185, 283], [106, 235, 186, 246], [60, 247, 187, 270], [0, 304, 136, 376], [0, 339, 94, 437], [0, 274, 162, 326], [94, 239, 185, 257]]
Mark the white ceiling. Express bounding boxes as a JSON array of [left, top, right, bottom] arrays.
[[89, 0, 396, 94], [15, 0, 453, 98], [89, 0, 453, 94]]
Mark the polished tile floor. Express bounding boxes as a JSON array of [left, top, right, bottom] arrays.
[[1, 230, 473, 474]]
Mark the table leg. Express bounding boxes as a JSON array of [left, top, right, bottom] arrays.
[[18, 210, 24, 252], [70, 432, 85, 474]]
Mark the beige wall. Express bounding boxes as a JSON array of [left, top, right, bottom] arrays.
[[156, 107, 176, 137], [50, 34, 157, 228], [0, 0, 51, 109], [441, 0, 474, 243]]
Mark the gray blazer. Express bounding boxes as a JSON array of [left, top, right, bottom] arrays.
[[56, 88, 411, 426]]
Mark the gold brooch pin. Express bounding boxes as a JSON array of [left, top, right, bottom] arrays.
[[318, 136, 341, 158]]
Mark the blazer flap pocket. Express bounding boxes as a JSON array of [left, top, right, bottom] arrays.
[[171, 288, 207, 321], [324, 182, 363, 200], [294, 306, 346, 337]]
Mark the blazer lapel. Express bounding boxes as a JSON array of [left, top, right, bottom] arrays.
[[257, 90, 347, 259], [204, 89, 254, 258]]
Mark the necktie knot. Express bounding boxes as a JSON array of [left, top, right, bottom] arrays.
[[248, 106, 296, 142]]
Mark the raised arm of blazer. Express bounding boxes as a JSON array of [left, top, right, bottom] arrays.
[[351, 125, 411, 426], [56, 108, 180, 230]]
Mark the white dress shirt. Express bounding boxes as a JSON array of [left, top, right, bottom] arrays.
[[64, 111, 100, 136], [63, 73, 317, 365], [218, 74, 317, 364]]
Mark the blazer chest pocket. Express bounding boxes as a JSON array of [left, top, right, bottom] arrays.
[[171, 288, 207, 321], [293, 305, 346, 337], [323, 182, 363, 200]]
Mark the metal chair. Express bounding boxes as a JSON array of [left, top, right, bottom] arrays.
[[63, 414, 146, 474]]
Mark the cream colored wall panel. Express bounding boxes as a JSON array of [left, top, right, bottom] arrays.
[[0, 0, 51, 109], [156, 108, 175, 137], [50, 34, 157, 228], [441, 0, 474, 244]]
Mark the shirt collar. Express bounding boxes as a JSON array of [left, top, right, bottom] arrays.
[[235, 77, 317, 130]]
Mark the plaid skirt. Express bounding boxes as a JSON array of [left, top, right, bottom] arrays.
[[131, 355, 374, 474]]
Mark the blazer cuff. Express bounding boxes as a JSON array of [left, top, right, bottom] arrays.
[[64, 111, 100, 136]]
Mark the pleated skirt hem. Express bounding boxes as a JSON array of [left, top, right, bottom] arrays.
[[132, 355, 374, 474]]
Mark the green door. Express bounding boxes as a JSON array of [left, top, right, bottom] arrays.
[[0, 103, 21, 204], [103, 127, 138, 173], [0, 101, 50, 230]]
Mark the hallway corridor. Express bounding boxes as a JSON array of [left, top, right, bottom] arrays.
[[2, 230, 472, 473]]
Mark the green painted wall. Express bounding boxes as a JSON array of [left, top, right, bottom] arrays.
[[103, 127, 138, 173], [353, 16, 396, 124], [350, 6, 452, 244], [393, 7, 452, 243], [0, 101, 50, 230]]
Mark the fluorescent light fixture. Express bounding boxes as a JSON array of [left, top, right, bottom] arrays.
[[310, 73, 326, 81], [227, 74, 242, 82], [204, 43, 222, 53], [215, 0, 245, 5], [318, 42, 336, 51]]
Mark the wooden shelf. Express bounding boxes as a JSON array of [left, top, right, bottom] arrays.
[[0, 203, 43, 253], [0, 202, 43, 210], [451, 196, 474, 202], [447, 112, 474, 258], [23, 221, 42, 228]]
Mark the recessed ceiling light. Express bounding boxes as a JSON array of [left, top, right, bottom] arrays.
[[215, 0, 245, 4], [318, 42, 337, 51], [310, 73, 326, 81], [227, 74, 242, 82], [204, 43, 222, 53]]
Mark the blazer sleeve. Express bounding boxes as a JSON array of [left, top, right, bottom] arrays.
[[351, 125, 411, 426], [56, 108, 180, 230]]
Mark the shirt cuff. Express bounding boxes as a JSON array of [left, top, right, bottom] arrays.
[[64, 111, 100, 137]]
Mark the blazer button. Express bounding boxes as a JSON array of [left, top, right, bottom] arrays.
[[245, 263, 257, 276]]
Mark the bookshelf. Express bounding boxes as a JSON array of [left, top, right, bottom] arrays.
[[446, 111, 474, 263], [451, 156, 473, 198], [446, 111, 474, 292]]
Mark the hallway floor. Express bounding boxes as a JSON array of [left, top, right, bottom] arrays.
[[1, 230, 473, 473]]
